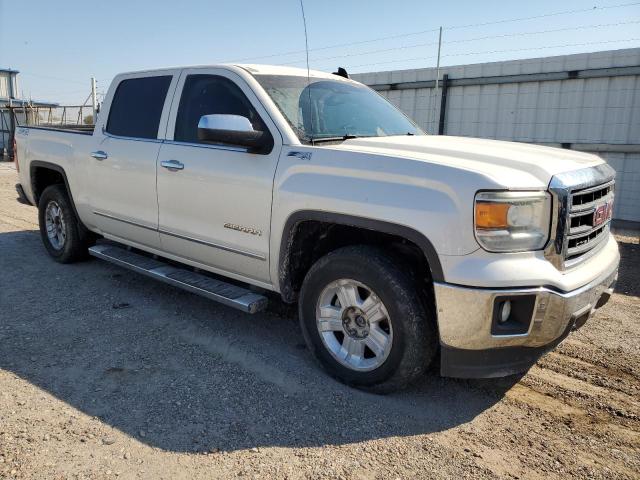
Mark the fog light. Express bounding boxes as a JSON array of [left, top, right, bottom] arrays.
[[492, 295, 536, 336], [499, 300, 512, 324]]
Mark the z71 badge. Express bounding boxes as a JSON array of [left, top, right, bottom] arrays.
[[287, 151, 312, 161]]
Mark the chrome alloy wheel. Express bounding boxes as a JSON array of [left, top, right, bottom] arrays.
[[315, 279, 393, 372], [45, 200, 67, 250]]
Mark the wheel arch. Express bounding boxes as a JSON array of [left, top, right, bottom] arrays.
[[277, 210, 444, 303], [30, 161, 81, 219]]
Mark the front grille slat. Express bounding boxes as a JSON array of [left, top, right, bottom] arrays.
[[571, 180, 614, 198], [568, 221, 611, 238], [569, 209, 597, 218], [570, 197, 612, 214]]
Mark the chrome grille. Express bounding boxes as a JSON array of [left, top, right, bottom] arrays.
[[545, 164, 616, 270], [565, 181, 614, 265]]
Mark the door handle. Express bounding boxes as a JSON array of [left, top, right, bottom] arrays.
[[161, 160, 184, 171], [90, 150, 108, 161]]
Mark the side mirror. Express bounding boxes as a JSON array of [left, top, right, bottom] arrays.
[[197, 114, 271, 154]]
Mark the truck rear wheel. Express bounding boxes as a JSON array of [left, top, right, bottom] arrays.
[[298, 245, 437, 393], [38, 184, 95, 263]]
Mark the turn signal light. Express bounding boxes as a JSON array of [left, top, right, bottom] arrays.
[[475, 202, 509, 229]]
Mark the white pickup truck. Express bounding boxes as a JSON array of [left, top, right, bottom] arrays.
[[14, 64, 619, 391]]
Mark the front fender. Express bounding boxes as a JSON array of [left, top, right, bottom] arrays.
[[269, 146, 501, 291]]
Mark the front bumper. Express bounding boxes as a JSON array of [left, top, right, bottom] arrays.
[[435, 260, 618, 378]]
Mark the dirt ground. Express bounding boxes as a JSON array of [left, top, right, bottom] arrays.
[[0, 162, 638, 480]]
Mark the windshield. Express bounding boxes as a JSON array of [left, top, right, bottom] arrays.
[[254, 74, 424, 143]]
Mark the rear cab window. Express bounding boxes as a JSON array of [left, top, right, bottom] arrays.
[[106, 76, 172, 139]]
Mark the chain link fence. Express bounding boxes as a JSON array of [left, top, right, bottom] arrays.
[[0, 105, 95, 160]]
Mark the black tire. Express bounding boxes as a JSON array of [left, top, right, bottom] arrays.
[[298, 245, 437, 393], [38, 184, 95, 263]]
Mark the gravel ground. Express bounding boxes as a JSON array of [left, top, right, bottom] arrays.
[[0, 162, 638, 479]]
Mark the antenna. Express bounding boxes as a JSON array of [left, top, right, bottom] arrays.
[[298, 0, 314, 142]]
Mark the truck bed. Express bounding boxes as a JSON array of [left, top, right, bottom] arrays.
[[20, 124, 94, 135]]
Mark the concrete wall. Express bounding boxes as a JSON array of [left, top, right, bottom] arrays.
[[353, 48, 640, 222]]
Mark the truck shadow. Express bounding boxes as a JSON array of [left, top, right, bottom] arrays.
[[615, 241, 640, 298], [1, 230, 523, 453]]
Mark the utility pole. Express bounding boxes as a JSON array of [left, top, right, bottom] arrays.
[[91, 77, 97, 124], [433, 27, 443, 133]]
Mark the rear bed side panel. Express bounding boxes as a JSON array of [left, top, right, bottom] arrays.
[[17, 127, 96, 229]]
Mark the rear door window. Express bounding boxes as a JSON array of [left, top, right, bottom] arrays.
[[106, 76, 172, 139]]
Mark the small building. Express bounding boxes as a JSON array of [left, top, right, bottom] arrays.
[[0, 68, 19, 102]]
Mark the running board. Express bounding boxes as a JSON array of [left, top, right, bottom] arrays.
[[88, 244, 268, 314]]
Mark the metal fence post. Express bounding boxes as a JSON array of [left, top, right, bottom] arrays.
[[438, 74, 449, 135]]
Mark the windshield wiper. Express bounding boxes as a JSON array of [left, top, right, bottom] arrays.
[[310, 134, 359, 145]]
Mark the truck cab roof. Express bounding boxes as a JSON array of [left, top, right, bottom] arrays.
[[114, 63, 347, 81]]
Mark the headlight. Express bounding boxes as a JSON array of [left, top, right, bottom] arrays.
[[474, 191, 551, 252]]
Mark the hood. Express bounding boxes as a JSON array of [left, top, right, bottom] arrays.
[[331, 135, 604, 188]]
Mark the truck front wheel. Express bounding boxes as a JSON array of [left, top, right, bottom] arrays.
[[298, 245, 437, 392], [38, 184, 95, 263]]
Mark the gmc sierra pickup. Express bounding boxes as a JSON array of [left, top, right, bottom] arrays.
[[14, 64, 619, 392]]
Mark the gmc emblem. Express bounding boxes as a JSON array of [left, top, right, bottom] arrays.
[[593, 200, 613, 227]]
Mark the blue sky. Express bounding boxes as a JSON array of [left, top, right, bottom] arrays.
[[0, 0, 639, 104]]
